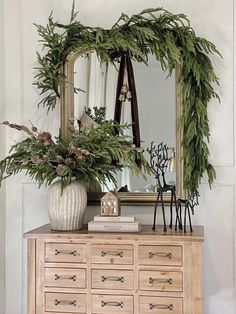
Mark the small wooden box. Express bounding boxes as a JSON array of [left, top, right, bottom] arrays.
[[100, 191, 121, 216]]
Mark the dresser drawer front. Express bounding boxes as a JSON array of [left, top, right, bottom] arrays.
[[45, 292, 86, 313], [139, 245, 182, 266], [45, 268, 86, 288], [45, 243, 86, 263], [140, 296, 182, 314], [139, 271, 183, 292], [92, 269, 133, 290], [91, 244, 133, 264], [92, 294, 133, 314]]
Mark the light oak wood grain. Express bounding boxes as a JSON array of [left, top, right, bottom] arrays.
[[139, 296, 183, 314], [139, 270, 183, 292], [27, 239, 36, 314], [138, 245, 182, 266], [91, 269, 134, 290], [45, 243, 86, 263], [91, 294, 134, 314], [45, 292, 86, 313], [25, 225, 203, 314], [45, 268, 86, 288], [91, 244, 133, 265]]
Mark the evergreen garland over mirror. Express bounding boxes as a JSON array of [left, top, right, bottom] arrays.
[[34, 3, 221, 198]]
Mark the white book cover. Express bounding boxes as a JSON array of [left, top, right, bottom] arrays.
[[88, 220, 142, 232], [93, 215, 135, 222]]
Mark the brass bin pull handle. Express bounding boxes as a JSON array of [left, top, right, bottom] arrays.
[[54, 299, 77, 306], [101, 250, 123, 257], [54, 274, 76, 281], [101, 301, 124, 308], [149, 277, 172, 285], [101, 275, 124, 282], [54, 249, 79, 256], [149, 252, 172, 259], [149, 303, 173, 310]]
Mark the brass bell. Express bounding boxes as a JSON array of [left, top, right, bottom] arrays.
[[119, 94, 126, 102], [126, 90, 132, 100], [121, 84, 128, 94]]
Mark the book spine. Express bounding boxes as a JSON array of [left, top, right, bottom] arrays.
[[94, 216, 135, 222], [88, 222, 141, 232]]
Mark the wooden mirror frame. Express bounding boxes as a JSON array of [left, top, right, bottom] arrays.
[[61, 48, 185, 205]]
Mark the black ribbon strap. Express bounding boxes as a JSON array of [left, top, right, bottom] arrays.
[[114, 53, 141, 149]]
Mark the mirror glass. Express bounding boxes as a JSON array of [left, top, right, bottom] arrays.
[[73, 53, 176, 194]]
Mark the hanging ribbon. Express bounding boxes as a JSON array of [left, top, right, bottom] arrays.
[[114, 53, 141, 149]]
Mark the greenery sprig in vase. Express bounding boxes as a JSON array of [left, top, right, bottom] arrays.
[[0, 120, 149, 190]]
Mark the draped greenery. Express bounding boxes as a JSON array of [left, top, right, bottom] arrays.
[[34, 4, 221, 197]]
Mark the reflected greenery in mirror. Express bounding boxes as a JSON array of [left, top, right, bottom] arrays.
[[34, 3, 221, 197]]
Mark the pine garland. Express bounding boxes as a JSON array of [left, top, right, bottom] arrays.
[[34, 4, 221, 197]]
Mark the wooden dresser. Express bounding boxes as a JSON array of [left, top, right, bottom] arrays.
[[24, 225, 204, 314]]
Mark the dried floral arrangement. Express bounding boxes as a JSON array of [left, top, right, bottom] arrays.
[[0, 120, 149, 189]]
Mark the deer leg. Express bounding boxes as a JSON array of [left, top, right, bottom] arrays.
[[152, 191, 160, 230], [160, 192, 167, 232], [169, 190, 173, 229], [184, 203, 187, 233], [187, 203, 193, 233]]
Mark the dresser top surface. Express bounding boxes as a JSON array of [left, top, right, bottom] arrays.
[[24, 224, 204, 242]]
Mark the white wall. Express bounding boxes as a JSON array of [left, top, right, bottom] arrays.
[[0, 0, 6, 313], [1, 0, 236, 313]]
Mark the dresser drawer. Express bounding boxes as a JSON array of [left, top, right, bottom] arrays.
[[45, 292, 86, 313], [139, 271, 183, 292], [91, 244, 133, 264], [92, 294, 133, 314], [92, 269, 133, 290], [139, 245, 182, 266], [45, 243, 86, 263], [45, 268, 86, 288], [140, 296, 182, 314]]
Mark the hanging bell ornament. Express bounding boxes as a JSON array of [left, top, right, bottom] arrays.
[[119, 94, 126, 102], [126, 90, 132, 100], [121, 84, 128, 94]]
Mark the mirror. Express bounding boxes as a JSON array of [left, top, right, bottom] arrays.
[[61, 49, 184, 205]]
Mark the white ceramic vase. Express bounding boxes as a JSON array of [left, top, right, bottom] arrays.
[[48, 180, 87, 231]]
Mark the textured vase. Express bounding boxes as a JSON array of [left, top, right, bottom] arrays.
[[48, 180, 87, 231]]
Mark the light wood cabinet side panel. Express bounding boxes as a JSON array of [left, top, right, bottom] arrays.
[[27, 239, 36, 314], [35, 240, 46, 314], [183, 242, 203, 314]]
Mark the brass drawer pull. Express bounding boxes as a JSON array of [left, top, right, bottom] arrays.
[[54, 274, 76, 281], [101, 301, 124, 308], [149, 303, 173, 310], [101, 275, 124, 283], [54, 249, 78, 256], [149, 252, 172, 259], [54, 299, 77, 306], [101, 250, 123, 257], [149, 277, 172, 285]]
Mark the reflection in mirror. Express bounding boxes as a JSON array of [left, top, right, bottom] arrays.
[[73, 54, 176, 194], [129, 56, 176, 193], [74, 53, 107, 118]]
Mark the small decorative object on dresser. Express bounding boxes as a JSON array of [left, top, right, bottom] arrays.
[[147, 141, 181, 232], [24, 224, 204, 314], [101, 191, 121, 216], [89, 210, 141, 232], [48, 180, 87, 231], [88, 218, 142, 232]]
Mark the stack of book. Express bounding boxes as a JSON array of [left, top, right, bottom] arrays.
[[88, 215, 142, 232]]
